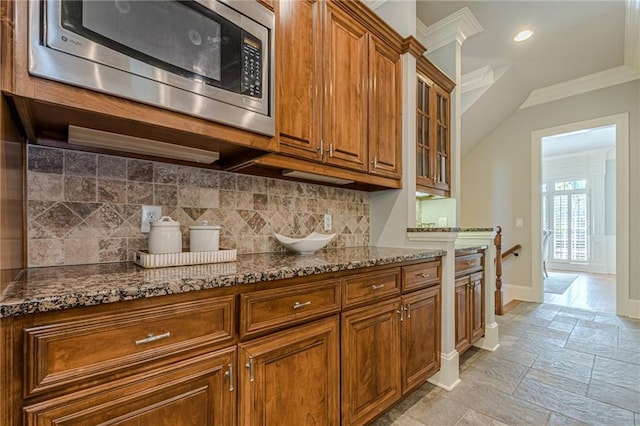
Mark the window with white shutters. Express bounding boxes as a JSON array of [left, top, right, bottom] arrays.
[[547, 180, 589, 263]]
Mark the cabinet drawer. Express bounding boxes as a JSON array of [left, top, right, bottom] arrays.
[[24, 347, 237, 425], [342, 268, 401, 308], [24, 296, 235, 397], [240, 279, 341, 339], [455, 253, 484, 276], [402, 261, 441, 292]]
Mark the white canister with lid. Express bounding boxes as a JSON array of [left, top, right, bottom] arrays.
[[148, 216, 182, 254], [189, 221, 221, 252]]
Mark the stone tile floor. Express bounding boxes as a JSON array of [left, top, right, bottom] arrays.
[[372, 302, 640, 425]]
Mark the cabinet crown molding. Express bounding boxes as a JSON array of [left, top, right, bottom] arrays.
[[332, 0, 404, 52], [401, 36, 427, 58], [417, 57, 456, 93]]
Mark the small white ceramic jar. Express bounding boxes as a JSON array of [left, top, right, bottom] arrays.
[[148, 216, 182, 254], [189, 221, 221, 252]]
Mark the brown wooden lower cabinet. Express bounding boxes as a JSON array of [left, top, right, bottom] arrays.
[[455, 250, 485, 355], [455, 275, 472, 354], [470, 272, 485, 344], [5, 259, 443, 426], [23, 347, 237, 425], [341, 298, 402, 426], [238, 316, 340, 426], [341, 285, 442, 426], [402, 286, 441, 394]]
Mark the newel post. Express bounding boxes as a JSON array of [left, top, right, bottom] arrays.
[[494, 226, 503, 315]]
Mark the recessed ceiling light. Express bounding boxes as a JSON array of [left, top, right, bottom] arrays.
[[514, 30, 533, 42]]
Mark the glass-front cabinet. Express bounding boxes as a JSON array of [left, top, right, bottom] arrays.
[[415, 58, 454, 197]]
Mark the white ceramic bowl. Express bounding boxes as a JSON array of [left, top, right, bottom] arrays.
[[274, 232, 336, 255]]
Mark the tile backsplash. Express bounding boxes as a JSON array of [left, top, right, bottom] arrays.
[[26, 146, 370, 267]]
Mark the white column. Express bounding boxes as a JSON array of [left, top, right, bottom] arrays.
[[407, 231, 460, 390]]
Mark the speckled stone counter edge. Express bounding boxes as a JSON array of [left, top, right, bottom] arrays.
[[406, 227, 495, 232], [0, 247, 445, 318]]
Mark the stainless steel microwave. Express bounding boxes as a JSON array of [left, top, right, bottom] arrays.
[[29, 0, 275, 136]]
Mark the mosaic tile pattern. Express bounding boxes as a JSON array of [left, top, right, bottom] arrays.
[[0, 247, 444, 317], [26, 146, 370, 266]]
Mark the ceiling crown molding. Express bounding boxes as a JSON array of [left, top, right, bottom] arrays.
[[417, 7, 483, 52], [461, 66, 494, 93], [520, 65, 640, 109], [363, 0, 388, 11], [625, 0, 640, 68]]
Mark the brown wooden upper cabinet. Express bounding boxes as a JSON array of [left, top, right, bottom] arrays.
[[275, 0, 402, 180], [416, 57, 455, 197]]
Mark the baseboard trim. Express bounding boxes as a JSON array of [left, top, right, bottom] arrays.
[[618, 297, 640, 319], [474, 322, 499, 351], [503, 282, 537, 304], [427, 350, 460, 391]]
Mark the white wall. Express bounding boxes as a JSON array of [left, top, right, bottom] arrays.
[[460, 80, 640, 301]]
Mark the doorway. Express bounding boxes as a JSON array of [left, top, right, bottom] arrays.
[[530, 113, 631, 316], [540, 125, 616, 311]]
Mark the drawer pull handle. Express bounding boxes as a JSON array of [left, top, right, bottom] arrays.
[[371, 284, 385, 290], [135, 331, 171, 346], [419, 273, 431, 278], [224, 363, 234, 392], [293, 301, 312, 309], [245, 356, 255, 382]]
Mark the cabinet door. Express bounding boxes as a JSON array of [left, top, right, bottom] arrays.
[[470, 272, 485, 343], [368, 35, 402, 179], [275, 0, 323, 161], [402, 286, 441, 394], [416, 74, 435, 189], [238, 316, 340, 426], [24, 348, 237, 425], [432, 86, 451, 192], [323, 1, 369, 172], [454, 276, 471, 354], [341, 298, 401, 426]]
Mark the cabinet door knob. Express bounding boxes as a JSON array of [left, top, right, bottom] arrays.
[[134, 331, 171, 346], [293, 301, 312, 309], [396, 308, 404, 322]]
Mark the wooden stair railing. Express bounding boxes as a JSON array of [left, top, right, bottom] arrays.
[[493, 227, 522, 315], [502, 244, 522, 260], [494, 226, 503, 315]]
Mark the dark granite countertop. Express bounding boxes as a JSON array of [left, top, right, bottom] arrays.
[[0, 247, 445, 318], [406, 227, 495, 233]]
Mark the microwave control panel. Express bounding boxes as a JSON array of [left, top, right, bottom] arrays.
[[242, 33, 262, 98]]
